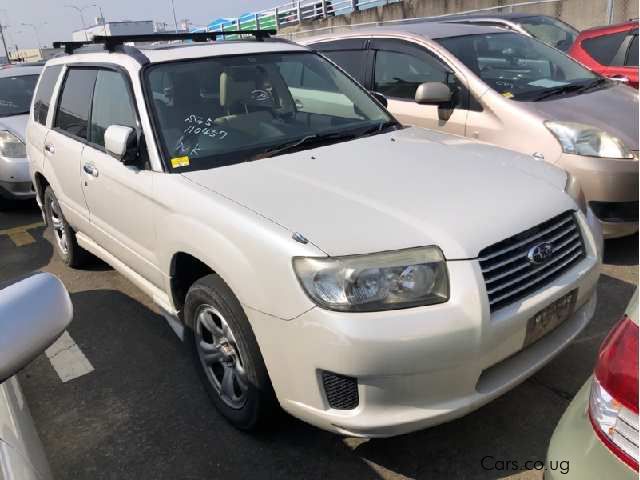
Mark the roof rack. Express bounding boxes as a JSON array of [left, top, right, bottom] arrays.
[[53, 30, 277, 54]]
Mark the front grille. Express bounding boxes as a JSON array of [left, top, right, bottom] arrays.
[[321, 371, 359, 410], [479, 211, 585, 312]]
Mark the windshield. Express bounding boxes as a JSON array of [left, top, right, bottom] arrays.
[[518, 15, 579, 51], [145, 51, 395, 172], [437, 32, 600, 101], [0, 74, 39, 117]]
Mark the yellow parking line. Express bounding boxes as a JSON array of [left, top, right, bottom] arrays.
[[0, 222, 45, 247]]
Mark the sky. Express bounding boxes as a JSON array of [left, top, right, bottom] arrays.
[[0, 0, 281, 51]]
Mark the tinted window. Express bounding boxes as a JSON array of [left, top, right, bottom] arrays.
[[55, 69, 97, 139], [90, 70, 137, 148], [582, 31, 628, 65], [322, 50, 367, 83], [626, 35, 639, 66], [33, 66, 62, 124], [0, 74, 39, 118], [519, 16, 579, 52], [373, 49, 453, 99]]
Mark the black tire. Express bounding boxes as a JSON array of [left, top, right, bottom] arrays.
[[43, 186, 89, 268], [184, 273, 277, 430]]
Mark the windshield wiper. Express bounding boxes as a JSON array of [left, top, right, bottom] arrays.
[[532, 83, 586, 101], [576, 77, 609, 93], [258, 122, 398, 159]]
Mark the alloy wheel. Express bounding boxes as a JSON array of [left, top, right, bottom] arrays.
[[195, 305, 249, 409]]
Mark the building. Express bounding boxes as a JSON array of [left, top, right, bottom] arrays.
[[8, 47, 58, 63], [72, 20, 154, 42]]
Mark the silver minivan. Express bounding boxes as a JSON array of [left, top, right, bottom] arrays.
[[305, 22, 639, 238]]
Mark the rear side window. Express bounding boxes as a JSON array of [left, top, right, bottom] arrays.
[[582, 31, 628, 65], [321, 50, 368, 84], [54, 68, 98, 139], [33, 65, 62, 125], [626, 35, 638, 66], [89, 70, 137, 148]]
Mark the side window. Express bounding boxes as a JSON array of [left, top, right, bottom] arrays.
[[626, 35, 639, 67], [33, 65, 62, 125], [90, 70, 137, 148], [374, 49, 457, 100], [321, 50, 368, 84], [54, 68, 97, 139], [582, 31, 628, 65]]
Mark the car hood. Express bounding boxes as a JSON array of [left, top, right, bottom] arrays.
[[0, 114, 28, 140], [182, 127, 574, 259], [521, 84, 639, 150]]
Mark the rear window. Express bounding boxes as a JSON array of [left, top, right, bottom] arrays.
[[54, 68, 97, 140], [582, 31, 628, 65], [33, 65, 62, 125], [0, 74, 39, 118]]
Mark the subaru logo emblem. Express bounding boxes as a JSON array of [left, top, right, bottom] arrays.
[[527, 242, 554, 265]]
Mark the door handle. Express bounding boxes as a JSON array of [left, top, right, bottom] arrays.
[[83, 164, 99, 177], [44, 143, 55, 154]]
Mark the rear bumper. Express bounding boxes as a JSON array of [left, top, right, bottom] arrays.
[[545, 378, 636, 480], [556, 153, 638, 237], [248, 213, 602, 437], [0, 156, 34, 200]]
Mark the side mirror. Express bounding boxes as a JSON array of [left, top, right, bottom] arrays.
[[370, 91, 388, 108], [415, 82, 452, 105], [105, 125, 138, 165], [0, 273, 72, 382]]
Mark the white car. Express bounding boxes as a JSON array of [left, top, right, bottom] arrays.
[[0, 273, 73, 480], [0, 65, 41, 205], [27, 31, 602, 437]]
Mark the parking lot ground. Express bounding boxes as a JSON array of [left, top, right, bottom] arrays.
[[1, 200, 638, 480]]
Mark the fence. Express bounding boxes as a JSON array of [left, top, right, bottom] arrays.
[[192, 0, 638, 38], [193, 0, 402, 34]]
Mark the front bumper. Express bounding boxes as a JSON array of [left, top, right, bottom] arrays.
[[545, 378, 636, 480], [0, 155, 34, 200], [555, 153, 638, 238], [248, 214, 602, 437]]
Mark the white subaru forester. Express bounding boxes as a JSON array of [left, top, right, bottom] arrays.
[[26, 31, 602, 437]]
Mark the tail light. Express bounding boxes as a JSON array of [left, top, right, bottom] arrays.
[[589, 314, 639, 471]]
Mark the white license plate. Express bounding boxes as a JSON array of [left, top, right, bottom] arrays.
[[524, 290, 577, 347]]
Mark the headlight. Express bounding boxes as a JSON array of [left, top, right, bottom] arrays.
[[545, 121, 634, 159], [0, 130, 26, 158], [564, 172, 587, 214], [293, 246, 449, 312]]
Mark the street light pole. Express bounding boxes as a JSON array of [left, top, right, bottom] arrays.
[[65, 4, 92, 40], [0, 24, 10, 63], [170, 0, 179, 32]]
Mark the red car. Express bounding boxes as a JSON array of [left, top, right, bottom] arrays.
[[569, 20, 639, 88]]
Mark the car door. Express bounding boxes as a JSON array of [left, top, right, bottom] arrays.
[[45, 67, 96, 232], [370, 39, 468, 136], [26, 65, 62, 173], [80, 67, 163, 288]]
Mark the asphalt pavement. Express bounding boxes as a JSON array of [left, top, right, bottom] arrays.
[[1, 199, 637, 480]]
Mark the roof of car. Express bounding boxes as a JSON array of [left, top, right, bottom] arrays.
[[0, 65, 42, 78], [306, 21, 506, 43], [435, 12, 542, 21]]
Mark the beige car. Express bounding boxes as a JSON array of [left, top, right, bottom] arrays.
[[305, 22, 639, 238]]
